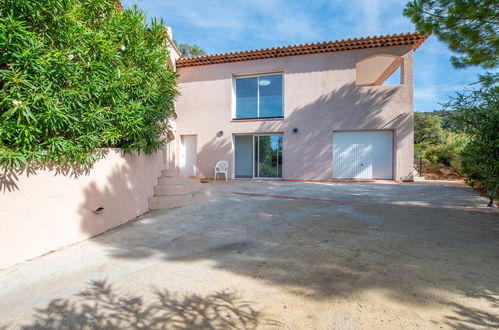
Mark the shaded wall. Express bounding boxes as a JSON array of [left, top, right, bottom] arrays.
[[0, 149, 166, 269], [175, 45, 414, 181]]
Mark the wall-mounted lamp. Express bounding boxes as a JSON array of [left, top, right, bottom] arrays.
[[217, 131, 224, 137], [292, 128, 299, 134]]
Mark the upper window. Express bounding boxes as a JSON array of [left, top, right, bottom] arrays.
[[235, 74, 283, 119]]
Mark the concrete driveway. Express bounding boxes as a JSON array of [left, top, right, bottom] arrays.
[[1, 180, 498, 329]]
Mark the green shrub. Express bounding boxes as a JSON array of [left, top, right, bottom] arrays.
[[461, 140, 498, 199], [421, 133, 468, 170], [422, 145, 439, 165], [0, 0, 177, 171], [450, 78, 498, 200]]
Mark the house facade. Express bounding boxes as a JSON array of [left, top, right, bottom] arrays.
[[171, 33, 427, 181]]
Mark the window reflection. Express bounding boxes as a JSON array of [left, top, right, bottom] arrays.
[[235, 74, 283, 119]]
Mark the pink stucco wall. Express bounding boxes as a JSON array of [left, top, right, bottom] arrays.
[[174, 45, 414, 181], [0, 149, 166, 269]]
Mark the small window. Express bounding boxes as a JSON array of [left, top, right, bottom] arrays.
[[382, 66, 400, 86], [235, 74, 283, 119], [356, 55, 402, 87]]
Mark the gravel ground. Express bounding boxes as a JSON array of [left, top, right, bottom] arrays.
[[1, 180, 498, 329]]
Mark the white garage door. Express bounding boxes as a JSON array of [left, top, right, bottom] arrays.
[[333, 130, 393, 179]]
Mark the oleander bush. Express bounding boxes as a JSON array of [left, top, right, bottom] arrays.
[[0, 0, 177, 171]]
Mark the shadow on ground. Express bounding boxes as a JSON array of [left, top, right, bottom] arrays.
[[16, 280, 281, 330], [89, 182, 499, 328], [58, 73, 496, 328]]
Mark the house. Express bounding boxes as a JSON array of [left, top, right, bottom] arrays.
[[0, 30, 427, 270], [170, 33, 428, 181]]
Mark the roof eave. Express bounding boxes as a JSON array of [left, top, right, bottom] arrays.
[[176, 32, 429, 68]]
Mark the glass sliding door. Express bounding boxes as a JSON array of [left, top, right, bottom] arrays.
[[254, 135, 282, 178], [234, 134, 283, 179], [234, 135, 254, 178]]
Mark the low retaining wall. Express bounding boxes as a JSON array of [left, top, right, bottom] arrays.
[[0, 149, 166, 269]]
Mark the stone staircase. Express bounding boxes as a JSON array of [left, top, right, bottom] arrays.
[[149, 169, 211, 210]]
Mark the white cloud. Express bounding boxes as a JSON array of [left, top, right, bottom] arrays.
[[126, 0, 324, 52]]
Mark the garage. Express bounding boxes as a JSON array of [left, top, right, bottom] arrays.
[[333, 130, 393, 179]]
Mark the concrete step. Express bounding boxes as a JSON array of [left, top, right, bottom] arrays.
[[160, 169, 179, 177], [154, 182, 202, 195], [158, 176, 197, 185], [149, 189, 211, 210], [412, 169, 426, 182]]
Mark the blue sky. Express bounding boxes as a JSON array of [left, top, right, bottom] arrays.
[[122, 0, 486, 112]]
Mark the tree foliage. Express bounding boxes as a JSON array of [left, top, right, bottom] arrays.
[[174, 41, 207, 58], [414, 112, 446, 145], [449, 81, 499, 197], [406, 0, 498, 203], [414, 112, 467, 174], [427, 109, 460, 131], [422, 133, 468, 169], [404, 0, 498, 69], [0, 0, 177, 171]]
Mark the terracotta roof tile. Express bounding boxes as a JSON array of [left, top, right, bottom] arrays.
[[176, 32, 429, 68]]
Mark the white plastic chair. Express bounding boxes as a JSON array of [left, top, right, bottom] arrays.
[[214, 160, 229, 181]]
